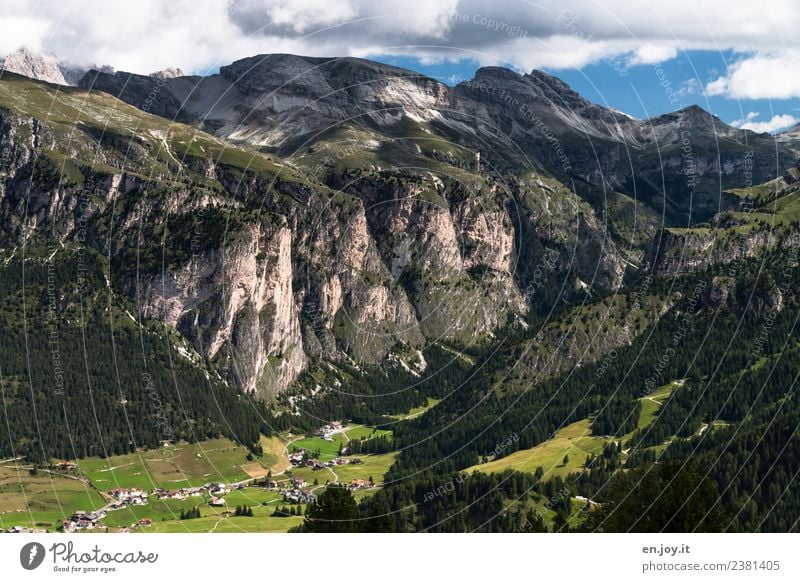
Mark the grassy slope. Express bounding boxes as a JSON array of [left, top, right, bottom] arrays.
[[0, 72, 310, 187], [386, 397, 440, 421], [2, 424, 400, 532], [287, 424, 393, 461], [468, 381, 681, 478], [77, 438, 267, 491], [467, 419, 609, 478], [0, 465, 106, 531], [287, 452, 399, 487]]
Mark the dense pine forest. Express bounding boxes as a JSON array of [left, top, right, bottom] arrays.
[[350, 249, 800, 532], [0, 247, 274, 461], [3, 241, 799, 531]]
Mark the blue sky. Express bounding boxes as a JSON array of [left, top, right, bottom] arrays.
[[379, 51, 800, 131]]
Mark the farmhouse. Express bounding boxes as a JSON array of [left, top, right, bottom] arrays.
[[156, 489, 186, 500], [289, 450, 306, 465], [108, 487, 148, 504], [348, 479, 374, 490], [283, 489, 315, 504], [63, 511, 103, 531], [209, 484, 228, 496], [314, 421, 344, 441]]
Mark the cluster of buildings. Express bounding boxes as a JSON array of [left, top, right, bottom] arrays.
[[348, 478, 374, 490], [61, 509, 108, 532], [108, 488, 148, 505], [61, 482, 234, 532], [7, 425, 383, 533], [151, 486, 205, 501], [206, 483, 229, 496], [305, 456, 362, 470], [273, 476, 314, 504], [282, 488, 315, 504], [314, 421, 344, 441], [203, 482, 232, 506], [305, 458, 325, 470]]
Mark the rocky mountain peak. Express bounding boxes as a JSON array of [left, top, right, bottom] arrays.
[[75, 52, 793, 224], [647, 104, 734, 142], [780, 122, 800, 136], [0, 47, 67, 85], [218, 53, 441, 96], [471, 65, 521, 82], [525, 69, 581, 99], [653, 104, 718, 125], [150, 67, 185, 80]]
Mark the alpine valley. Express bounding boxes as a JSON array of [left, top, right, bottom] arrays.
[[1, 52, 800, 533]]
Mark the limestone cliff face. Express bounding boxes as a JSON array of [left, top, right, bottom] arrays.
[[0, 107, 535, 397], [294, 191, 423, 363], [0, 89, 635, 400], [8, 63, 777, 401], [648, 227, 800, 275], [510, 174, 626, 308], [134, 169, 536, 396], [329, 171, 529, 343], [142, 222, 306, 395]]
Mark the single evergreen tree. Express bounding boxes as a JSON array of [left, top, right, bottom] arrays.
[[304, 485, 359, 532]]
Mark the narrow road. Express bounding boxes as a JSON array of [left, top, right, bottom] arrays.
[[325, 466, 339, 484], [307, 466, 339, 493]]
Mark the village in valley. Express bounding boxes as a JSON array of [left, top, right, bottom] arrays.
[[0, 421, 396, 534]]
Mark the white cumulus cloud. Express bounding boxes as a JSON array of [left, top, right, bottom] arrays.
[[0, 0, 798, 106], [626, 44, 678, 66], [706, 51, 800, 99], [731, 112, 799, 133]]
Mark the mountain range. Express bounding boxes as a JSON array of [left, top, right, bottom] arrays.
[[2, 49, 800, 532], [1, 48, 796, 395]]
